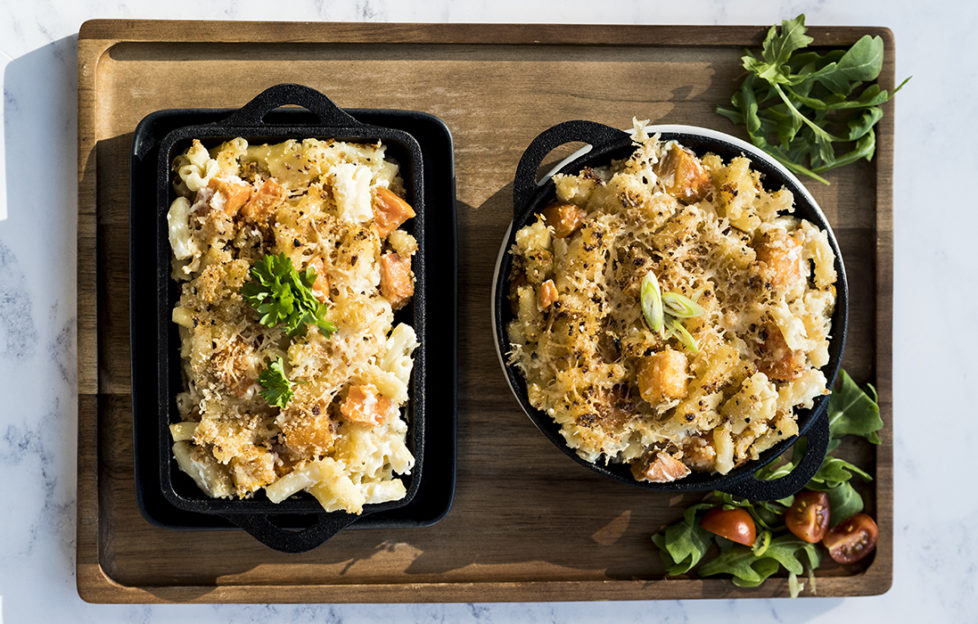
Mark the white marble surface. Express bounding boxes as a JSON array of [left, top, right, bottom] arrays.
[[0, 0, 974, 622]]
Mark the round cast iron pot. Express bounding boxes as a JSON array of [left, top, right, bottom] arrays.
[[490, 121, 848, 501]]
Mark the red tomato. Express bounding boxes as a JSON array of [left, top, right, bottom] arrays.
[[822, 513, 879, 564], [785, 491, 831, 543], [701, 508, 756, 546]]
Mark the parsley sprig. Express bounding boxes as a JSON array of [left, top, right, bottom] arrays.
[[257, 356, 295, 409], [651, 370, 883, 596], [716, 14, 909, 184], [241, 252, 336, 338]]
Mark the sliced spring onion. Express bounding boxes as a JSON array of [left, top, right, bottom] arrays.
[[640, 270, 664, 336], [662, 292, 705, 319], [667, 318, 699, 354], [752, 529, 772, 557], [639, 271, 705, 348]]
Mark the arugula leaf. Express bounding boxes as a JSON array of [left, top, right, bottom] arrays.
[[717, 14, 908, 183], [813, 35, 884, 95], [822, 481, 864, 525], [827, 370, 883, 443], [743, 15, 813, 84], [651, 503, 715, 574], [698, 536, 818, 588], [846, 107, 883, 140], [763, 15, 813, 65], [809, 454, 873, 488], [241, 253, 337, 338], [258, 356, 295, 409], [763, 536, 820, 575]]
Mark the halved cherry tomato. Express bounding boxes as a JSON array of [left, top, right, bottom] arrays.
[[785, 491, 831, 543], [822, 513, 879, 564], [701, 508, 756, 546]]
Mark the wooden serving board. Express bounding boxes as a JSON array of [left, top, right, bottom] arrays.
[[77, 20, 894, 603]]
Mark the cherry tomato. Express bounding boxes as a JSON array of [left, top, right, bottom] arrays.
[[785, 491, 831, 543], [822, 513, 879, 564], [701, 508, 756, 546]]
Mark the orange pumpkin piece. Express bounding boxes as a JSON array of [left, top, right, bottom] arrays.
[[379, 252, 414, 309], [372, 187, 416, 238], [757, 323, 805, 382], [654, 144, 711, 203], [207, 177, 253, 216], [755, 230, 805, 290], [279, 406, 335, 458], [637, 348, 689, 405], [240, 178, 286, 223], [306, 257, 330, 304], [538, 279, 558, 310], [541, 201, 587, 238], [340, 384, 391, 427]]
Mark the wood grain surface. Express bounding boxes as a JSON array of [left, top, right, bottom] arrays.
[[76, 20, 894, 603]]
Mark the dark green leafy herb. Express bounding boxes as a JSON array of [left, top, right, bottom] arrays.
[[698, 535, 821, 588], [241, 252, 336, 338], [650, 503, 715, 574], [821, 480, 864, 525], [650, 370, 882, 596], [826, 369, 883, 446], [716, 14, 909, 184], [258, 356, 295, 409]]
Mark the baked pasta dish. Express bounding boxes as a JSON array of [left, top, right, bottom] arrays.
[[506, 122, 837, 483], [166, 137, 419, 513]]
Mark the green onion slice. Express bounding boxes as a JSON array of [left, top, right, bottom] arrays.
[[640, 270, 665, 336], [662, 292, 705, 319], [667, 318, 699, 354], [752, 529, 772, 557]]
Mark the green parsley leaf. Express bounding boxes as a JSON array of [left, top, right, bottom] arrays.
[[241, 253, 337, 338], [258, 356, 295, 409], [717, 14, 909, 184]]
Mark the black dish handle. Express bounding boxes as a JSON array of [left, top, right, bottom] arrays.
[[513, 121, 630, 220], [716, 412, 830, 501], [221, 83, 361, 128], [225, 512, 360, 553]]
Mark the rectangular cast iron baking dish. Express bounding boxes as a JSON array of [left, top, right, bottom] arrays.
[[129, 84, 457, 550]]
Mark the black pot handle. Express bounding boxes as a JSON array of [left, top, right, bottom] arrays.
[[221, 83, 361, 128], [716, 413, 830, 501], [225, 512, 360, 553], [513, 121, 630, 220]]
